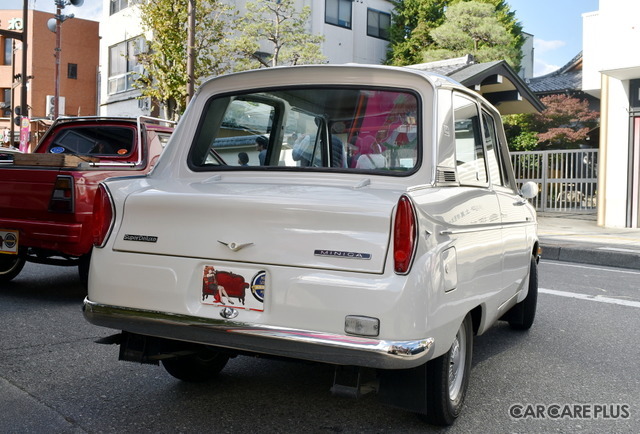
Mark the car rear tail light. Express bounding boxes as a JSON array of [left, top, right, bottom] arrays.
[[393, 195, 417, 274], [48, 175, 74, 213], [92, 183, 114, 247]]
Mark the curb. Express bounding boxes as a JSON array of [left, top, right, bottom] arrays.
[[540, 243, 640, 270]]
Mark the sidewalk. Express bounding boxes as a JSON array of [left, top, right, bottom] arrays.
[[537, 212, 640, 269]]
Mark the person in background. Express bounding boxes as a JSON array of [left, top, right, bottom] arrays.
[[238, 152, 249, 166], [256, 136, 268, 165]]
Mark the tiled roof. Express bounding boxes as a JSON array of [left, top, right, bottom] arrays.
[[527, 52, 582, 94], [409, 55, 545, 114], [410, 55, 476, 77]]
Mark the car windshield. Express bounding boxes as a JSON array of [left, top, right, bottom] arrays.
[[189, 87, 420, 174]]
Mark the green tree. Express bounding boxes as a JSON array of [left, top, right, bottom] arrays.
[[503, 94, 599, 151], [230, 0, 325, 70], [387, 0, 523, 68], [136, 0, 235, 120], [386, 0, 448, 66], [424, 1, 520, 67]]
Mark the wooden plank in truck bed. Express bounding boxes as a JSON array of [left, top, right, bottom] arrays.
[[12, 154, 98, 167]]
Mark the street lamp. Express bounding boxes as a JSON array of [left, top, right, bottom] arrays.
[[47, 0, 83, 119]]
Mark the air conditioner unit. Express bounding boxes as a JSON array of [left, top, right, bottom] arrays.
[[45, 95, 66, 118]]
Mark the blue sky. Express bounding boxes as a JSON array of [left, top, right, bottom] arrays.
[[6, 0, 598, 77], [4, 0, 102, 21], [507, 0, 600, 76]]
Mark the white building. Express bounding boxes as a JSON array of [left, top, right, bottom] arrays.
[[583, 0, 640, 228], [99, 0, 393, 118], [518, 32, 534, 80]]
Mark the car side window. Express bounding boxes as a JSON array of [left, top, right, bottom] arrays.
[[481, 109, 504, 186], [453, 94, 487, 187]]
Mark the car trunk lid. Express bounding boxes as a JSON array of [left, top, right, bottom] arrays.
[[112, 180, 400, 273]]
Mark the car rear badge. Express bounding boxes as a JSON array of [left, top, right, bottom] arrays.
[[123, 234, 158, 243], [218, 240, 253, 252], [314, 250, 372, 260]]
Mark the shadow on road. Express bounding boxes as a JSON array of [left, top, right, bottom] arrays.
[[0, 262, 86, 303]]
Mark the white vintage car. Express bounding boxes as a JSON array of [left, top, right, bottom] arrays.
[[84, 64, 539, 425]]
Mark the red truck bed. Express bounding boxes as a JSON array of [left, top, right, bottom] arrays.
[[0, 116, 174, 284]]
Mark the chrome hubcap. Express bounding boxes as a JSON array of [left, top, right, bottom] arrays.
[[448, 323, 466, 401]]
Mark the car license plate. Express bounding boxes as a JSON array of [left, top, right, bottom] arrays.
[[0, 229, 19, 255], [201, 265, 265, 312]]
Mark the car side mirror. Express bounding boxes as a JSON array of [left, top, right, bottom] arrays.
[[519, 181, 539, 199]]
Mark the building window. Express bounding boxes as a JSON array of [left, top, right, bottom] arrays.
[[367, 9, 390, 40], [3, 38, 12, 66], [325, 0, 352, 29], [1, 88, 10, 117], [108, 36, 146, 95], [68, 63, 78, 80], [110, 0, 137, 15]]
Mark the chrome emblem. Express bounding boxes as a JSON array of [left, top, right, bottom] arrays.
[[218, 240, 254, 252], [314, 250, 372, 260], [123, 234, 158, 243], [220, 307, 238, 319]]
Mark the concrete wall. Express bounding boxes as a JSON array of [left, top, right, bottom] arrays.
[[583, 0, 640, 227], [98, 0, 150, 118]]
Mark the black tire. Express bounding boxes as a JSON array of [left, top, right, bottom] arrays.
[[508, 255, 538, 330], [78, 253, 91, 286], [161, 350, 229, 382], [423, 314, 473, 426], [0, 254, 26, 283]]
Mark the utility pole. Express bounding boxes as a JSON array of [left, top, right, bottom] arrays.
[[0, 0, 29, 149], [186, 0, 196, 104], [53, 1, 63, 119], [47, 0, 83, 119], [20, 0, 28, 124]]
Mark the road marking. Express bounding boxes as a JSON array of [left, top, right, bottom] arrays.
[[540, 288, 640, 308]]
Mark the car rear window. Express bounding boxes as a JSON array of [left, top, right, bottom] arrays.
[[188, 87, 420, 174], [47, 126, 135, 157]]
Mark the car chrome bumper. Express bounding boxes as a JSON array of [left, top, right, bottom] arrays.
[[83, 298, 434, 370]]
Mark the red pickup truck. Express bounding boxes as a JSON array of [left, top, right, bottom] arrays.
[[0, 116, 174, 283]]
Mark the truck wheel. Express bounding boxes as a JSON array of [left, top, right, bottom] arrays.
[[0, 254, 26, 282], [78, 253, 91, 286], [161, 350, 229, 382], [423, 314, 473, 426], [508, 255, 538, 330]]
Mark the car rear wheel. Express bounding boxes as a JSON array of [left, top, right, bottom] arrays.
[[423, 314, 473, 426], [161, 349, 229, 382], [0, 254, 26, 282]]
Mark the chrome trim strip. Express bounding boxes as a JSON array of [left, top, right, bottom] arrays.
[[83, 298, 434, 369], [440, 221, 535, 235]]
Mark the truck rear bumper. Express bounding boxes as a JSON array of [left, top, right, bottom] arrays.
[[0, 218, 86, 256], [83, 298, 435, 370]]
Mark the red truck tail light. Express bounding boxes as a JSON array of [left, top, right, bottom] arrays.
[[48, 175, 74, 213], [393, 195, 417, 274], [92, 184, 114, 247]]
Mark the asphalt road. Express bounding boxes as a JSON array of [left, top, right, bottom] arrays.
[[0, 260, 638, 433]]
